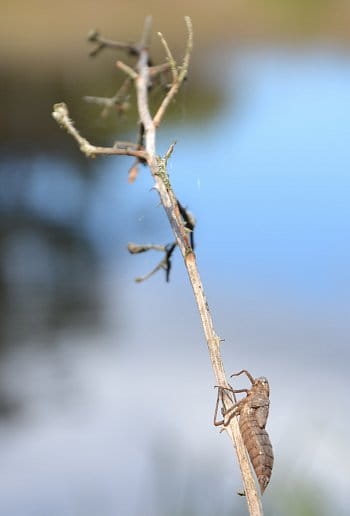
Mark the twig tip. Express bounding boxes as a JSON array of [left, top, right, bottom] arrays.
[[164, 140, 177, 162], [87, 29, 99, 42]]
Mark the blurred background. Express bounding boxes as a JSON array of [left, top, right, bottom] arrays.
[[1, 1, 350, 515]]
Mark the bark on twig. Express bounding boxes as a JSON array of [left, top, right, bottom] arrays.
[[52, 16, 264, 516], [52, 103, 147, 160]]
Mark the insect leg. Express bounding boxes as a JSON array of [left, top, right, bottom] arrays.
[[213, 386, 238, 426], [213, 386, 243, 427], [214, 386, 249, 397], [221, 386, 249, 418], [222, 388, 249, 426], [213, 387, 225, 426], [213, 386, 236, 426], [214, 385, 248, 414], [222, 401, 241, 426], [231, 369, 255, 385]]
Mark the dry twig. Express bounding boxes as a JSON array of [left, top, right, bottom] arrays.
[[52, 103, 147, 160], [52, 16, 264, 516], [87, 29, 140, 57], [84, 77, 131, 118], [153, 16, 193, 127], [129, 242, 177, 283]]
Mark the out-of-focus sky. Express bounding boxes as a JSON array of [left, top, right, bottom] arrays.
[[1, 2, 350, 515]]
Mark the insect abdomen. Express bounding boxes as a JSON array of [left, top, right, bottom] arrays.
[[239, 412, 274, 494]]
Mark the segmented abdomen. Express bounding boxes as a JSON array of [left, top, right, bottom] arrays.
[[239, 410, 274, 494]]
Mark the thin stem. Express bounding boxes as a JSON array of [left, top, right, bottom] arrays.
[[153, 17, 193, 128], [116, 61, 138, 80], [127, 243, 167, 254], [164, 141, 177, 162], [157, 31, 178, 82], [140, 15, 153, 49], [149, 62, 171, 76], [135, 261, 164, 283], [135, 18, 263, 516], [179, 16, 193, 81], [87, 30, 140, 57], [84, 78, 131, 108], [52, 103, 147, 160]]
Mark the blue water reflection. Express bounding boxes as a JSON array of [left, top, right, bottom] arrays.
[[160, 51, 350, 295]]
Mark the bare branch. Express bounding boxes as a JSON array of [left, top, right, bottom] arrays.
[[116, 60, 138, 80], [84, 95, 117, 107], [129, 241, 177, 283], [164, 141, 177, 162], [135, 261, 165, 283], [83, 78, 131, 118], [157, 31, 178, 82], [153, 17, 193, 128], [127, 243, 166, 254], [87, 29, 140, 57], [52, 103, 148, 160], [149, 62, 171, 77], [140, 15, 153, 49], [112, 141, 140, 150], [179, 16, 193, 82]]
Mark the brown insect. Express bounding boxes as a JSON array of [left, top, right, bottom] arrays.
[[214, 369, 274, 494]]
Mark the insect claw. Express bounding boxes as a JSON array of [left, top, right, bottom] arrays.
[[237, 490, 246, 497]]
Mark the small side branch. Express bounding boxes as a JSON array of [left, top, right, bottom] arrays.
[[127, 243, 167, 254], [128, 242, 177, 283], [116, 61, 139, 80], [52, 103, 148, 160], [153, 17, 193, 128], [84, 78, 131, 118], [157, 32, 178, 82], [149, 62, 171, 77], [88, 29, 140, 57]]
